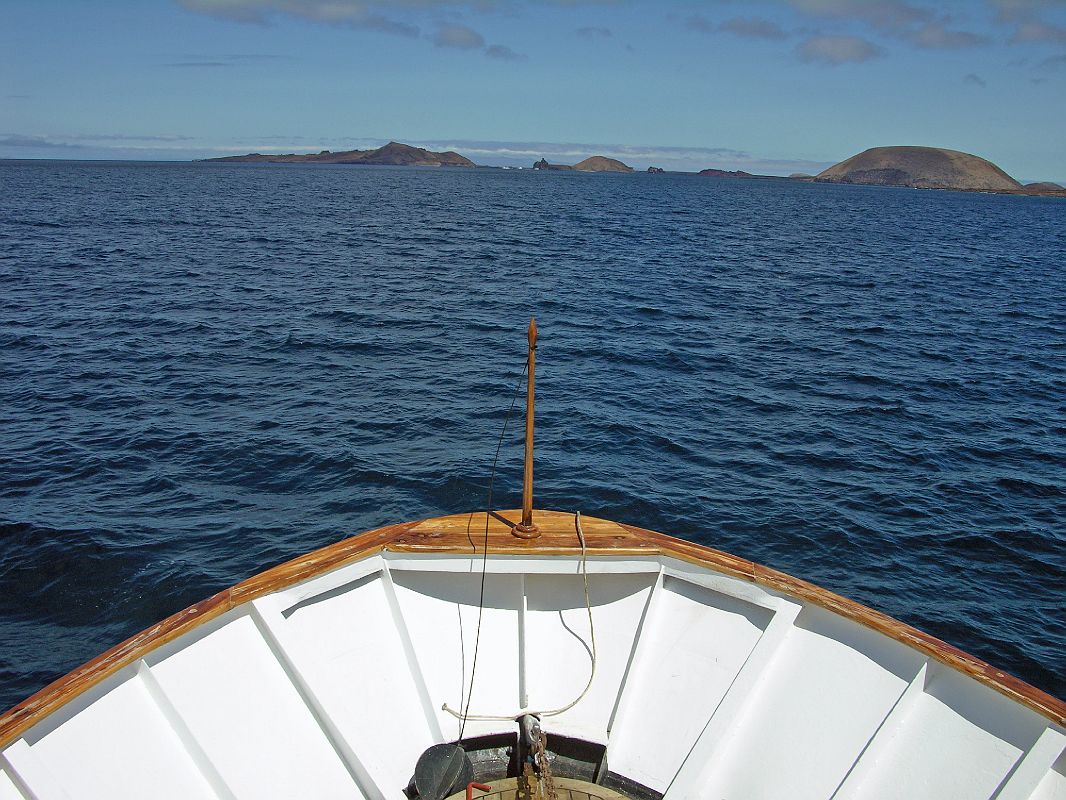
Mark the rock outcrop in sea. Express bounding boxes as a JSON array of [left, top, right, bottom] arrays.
[[816, 146, 1020, 191], [533, 156, 633, 172], [532, 158, 572, 171], [698, 168, 755, 178]]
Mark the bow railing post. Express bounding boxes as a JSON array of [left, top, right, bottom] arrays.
[[512, 319, 539, 539]]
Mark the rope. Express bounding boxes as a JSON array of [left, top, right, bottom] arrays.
[[457, 358, 528, 744], [444, 511, 598, 723]]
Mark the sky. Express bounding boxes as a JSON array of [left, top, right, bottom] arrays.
[[1, 0, 1065, 180]]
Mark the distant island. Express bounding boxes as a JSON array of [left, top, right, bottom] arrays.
[[811, 146, 1064, 196], [532, 156, 633, 172], [202, 141, 475, 167], [199, 138, 1063, 196], [1024, 181, 1064, 192]]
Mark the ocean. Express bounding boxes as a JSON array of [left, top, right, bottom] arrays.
[[0, 159, 1063, 711]]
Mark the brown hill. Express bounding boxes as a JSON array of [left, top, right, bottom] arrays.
[[1024, 181, 1063, 191], [816, 146, 1020, 191], [203, 141, 475, 167], [573, 156, 633, 172]]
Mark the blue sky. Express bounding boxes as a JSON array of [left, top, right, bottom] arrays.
[[2, 0, 1064, 180]]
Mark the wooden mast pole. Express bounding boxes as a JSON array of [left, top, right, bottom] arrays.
[[513, 319, 539, 538]]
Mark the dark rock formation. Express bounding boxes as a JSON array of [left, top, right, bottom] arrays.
[[698, 168, 755, 178], [533, 158, 573, 171], [647, 166, 665, 174]]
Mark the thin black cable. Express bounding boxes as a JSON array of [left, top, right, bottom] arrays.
[[458, 357, 528, 745]]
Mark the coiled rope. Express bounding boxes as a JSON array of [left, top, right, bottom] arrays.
[[444, 510, 597, 723]]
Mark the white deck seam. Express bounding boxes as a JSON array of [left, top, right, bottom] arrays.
[[248, 601, 385, 800], [380, 564, 448, 742], [662, 598, 801, 800], [0, 740, 71, 800], [990, 726, 1066, 800], [605, 566, 664, 740], [827, 661, 930, 800], [135, 661, 239, 800], [518, 573, 529, 711]]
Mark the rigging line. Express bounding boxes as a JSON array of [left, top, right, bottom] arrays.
[[444, 510, 597, 722], [458, 357, 528, 745]]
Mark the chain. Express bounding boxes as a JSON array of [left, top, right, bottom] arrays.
[[534, 728, 558, 800]]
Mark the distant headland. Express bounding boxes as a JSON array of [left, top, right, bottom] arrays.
[[201, 141, 474, 167], [201, 139, 1063, 196]]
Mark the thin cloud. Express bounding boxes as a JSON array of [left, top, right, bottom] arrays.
[[786, 0, 933, 33], [0, 135, 84, 149], [686, 14, 788, 40], [719, 17, 789, 40], [797, 34, 885, 64], [786, 1, 987, 50], [166, 61, 233, 67], [485, 44, 526, 60], [576, 26, 611, 39], [433, 24, 485, 49], [909, 23, 989, 48], [990, 0, 1062, 23], [66, 133, 196, 142], [176, 0, 419, 37], [963, 72, 987, 87], [225, 53, 292, 60], [985, 0, 1066, 47], [1038, 52, 1066, 69], [685, 15, 715, 33], [165, 52, 292, 68], [1011, 20, 1066, 43]]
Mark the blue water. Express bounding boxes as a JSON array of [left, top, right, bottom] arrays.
[[1, 160, 1063, 711]]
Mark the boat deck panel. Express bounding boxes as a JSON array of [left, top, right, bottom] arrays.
[[255, 572, 438, 797], [605, 576, 771, 792], [148, 614, 361, 800], [696, 617, 918, 800], [0, 771, 25, 800], [834, 667, 1048, 800], [1031, 750, 1066, 800], [27, 671, 218, 800]]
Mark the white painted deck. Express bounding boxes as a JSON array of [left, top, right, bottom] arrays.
[[1, 550, 1063, 800]]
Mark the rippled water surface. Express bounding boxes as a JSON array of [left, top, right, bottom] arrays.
[[1, 160, 1063, 710]]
